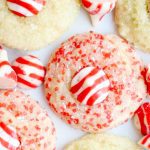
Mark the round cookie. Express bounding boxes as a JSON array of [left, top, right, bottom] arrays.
[[0, 0, 80, 51], [115, 0, 150, 53], [44, 32, 147, 133], [65, 134, 142, 150], [0, 90, 56, 150]]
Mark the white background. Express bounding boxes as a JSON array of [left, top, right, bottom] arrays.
[[7, 8, 150, 150]]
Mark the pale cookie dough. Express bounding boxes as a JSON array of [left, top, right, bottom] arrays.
[[115, 0, 150, 53], [0, 90, 56, 150], [0, 0, 80, 51], [65, 134, 142, 150], [44, 32, 147, 133]]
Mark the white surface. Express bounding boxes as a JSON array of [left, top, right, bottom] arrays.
[[6, 8, 150, 150]]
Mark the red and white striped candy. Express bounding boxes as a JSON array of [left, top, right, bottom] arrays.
[[0, 122, 20, 150], [0, 46, 17, 90], [134, 102, 150, 135], [70, 67, 110, 106], [12, 55, 46, 89], [138, 134, 150, 149], [82, 0, 116, 26], [7, 0, 46, 17], [144, 65, 150, 95]]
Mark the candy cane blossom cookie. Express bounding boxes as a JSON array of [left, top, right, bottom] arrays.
[[0, 0, 80, 51], [44, 32, 147, 133], [115, 0, 150, 53], [0, 90, 56, 150], [65, 134, 142, 150]]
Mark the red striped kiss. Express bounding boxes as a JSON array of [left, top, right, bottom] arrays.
[[70, 67, 110, 106], [134, 103, 150, 135], [7, 0, 46, 17], [12, 55, 46, 89], [0, 122, 20, 150], [138, 134, 150, 149], [0, 46, 17, 89], [81, 0, 116, 26], [144, 65, 150, 95]]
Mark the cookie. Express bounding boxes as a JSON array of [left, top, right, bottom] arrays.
[[12, 55, 46, 89], [65, 134, 142, 150], [0, 0, 80, 51], [0, 90, 56, 150], [115, 0, 150, 53], [44, 32, 147, 133], [134, 102, 150, 135]]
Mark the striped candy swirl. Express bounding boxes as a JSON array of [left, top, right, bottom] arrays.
[[134, 103, 150, 135], [12, 55, 46, 89], [145, 65, 150, 95], [0, 46, 17, 89], [138, 134, 150, 149], [7, 0, 46, 17], [70, 67, 110, 106], [0, 122, 20, 150]]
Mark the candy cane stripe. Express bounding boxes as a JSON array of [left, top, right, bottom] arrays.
[[0, 61, 10, 68], [11, 66, 25, 75], [0, 122, 18, 139], [134, 103, 150, 135], [137, 105, 147, 135], [7, 3, 36, 16], [77, 76, 109, 103], [17, 76, 38, 88], [138, 134, 150, 149], [7, 0, 45, 17], [70, 67, 110, 106], [87, 87, 109, 105], [71, 68, 102, 94], [142, 134, 150, 144], [29, 73, 44, 81], [16, 57, 45, 70], [82, 0, 92, 8], [0, 122, 20, 150], [10, 10, 26, 17], [88, 4, 102, 15]]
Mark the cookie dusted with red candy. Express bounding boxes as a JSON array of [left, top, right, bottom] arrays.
[[134, 103, 150, 135], [0, 90, 56, 150], [70, 67, 110, 106], [82, 0, 117, 26], [138, 134, 150, 150], [7, 0, 46, 17], [45, 32, 147, 133], [0, 46, 17, 90], [0, 122, 20, 150], [12, 55, 46, 89]]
